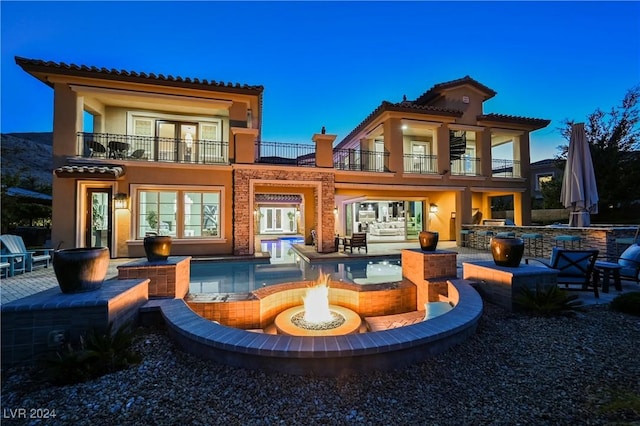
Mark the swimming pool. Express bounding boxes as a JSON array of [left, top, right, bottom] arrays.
[[190, 238, 402, 294]]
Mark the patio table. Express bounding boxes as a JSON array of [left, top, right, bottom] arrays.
[[593, 261, 623, 293]]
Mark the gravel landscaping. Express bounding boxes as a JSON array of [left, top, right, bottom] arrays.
[[2, 302, 640, 425]]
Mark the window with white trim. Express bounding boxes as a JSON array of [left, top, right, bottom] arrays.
[[137, 189, 221, 239]]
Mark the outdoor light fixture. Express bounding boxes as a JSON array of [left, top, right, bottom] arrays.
[[429, 203, 438, 214], [333, 206, 338, 215], [114, 193, 128, 209], [295, 206, 301, 216]]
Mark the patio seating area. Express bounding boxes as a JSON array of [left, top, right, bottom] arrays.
[[0, 234, 54, 276]]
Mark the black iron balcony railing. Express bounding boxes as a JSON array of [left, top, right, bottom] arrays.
[[333, 148, 389, 172], [451, 156, 481, 176], [492, 159, 521, 178], [77, 132, 229, 164], [403, 154, 438, 174], [254, 141, 316, 166]]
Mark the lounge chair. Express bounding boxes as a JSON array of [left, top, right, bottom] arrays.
[[526, 248, 600, 297], [343, 232, 368, 253], [0, 234, 54, 272], [130, 149, 145, 159]]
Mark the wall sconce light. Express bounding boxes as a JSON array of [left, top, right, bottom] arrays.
[[429, 203, 438, 214], [114, 193, 128, 209], [295, 206, 301, 216], [333, 206, 338, 215]]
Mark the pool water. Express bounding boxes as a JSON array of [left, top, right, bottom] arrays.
[[190, 238, 402, 294]]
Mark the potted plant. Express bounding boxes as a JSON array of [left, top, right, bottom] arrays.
[[53, 247, 110, 293], [287, 211, 295, 232]]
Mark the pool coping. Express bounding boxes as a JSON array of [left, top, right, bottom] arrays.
[[148, 279, 483, 376]]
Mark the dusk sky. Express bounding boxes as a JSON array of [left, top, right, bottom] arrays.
[[2, 1, 638, 161]]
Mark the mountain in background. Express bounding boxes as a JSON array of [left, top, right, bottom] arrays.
[[1, 132, 53, 188]]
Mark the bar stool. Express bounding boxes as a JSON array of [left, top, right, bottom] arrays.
[[460, 230, 474, 248], [522, 233, 543, 257], [475, 230, 494, 250], [554, 235, 582, 249]]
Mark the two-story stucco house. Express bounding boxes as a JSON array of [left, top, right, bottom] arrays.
[[16, 57, 550, 257]]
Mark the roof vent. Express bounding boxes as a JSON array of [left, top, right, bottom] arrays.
[[462, 96, 470, 104]]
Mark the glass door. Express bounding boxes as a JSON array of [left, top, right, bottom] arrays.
[[156, 121, 197, 162], [86, 188, 112, 250]]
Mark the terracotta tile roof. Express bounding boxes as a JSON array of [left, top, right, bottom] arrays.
[[414, 75, 497, 105], [54, 165, 125, 179], [15, 57, 264, 95], [477, 113, 551, 130], [335, 101, 462, 149], [255, 194, 303, 203]]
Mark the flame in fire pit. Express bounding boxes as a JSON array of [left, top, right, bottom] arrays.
[[302, 273, 333, 323]]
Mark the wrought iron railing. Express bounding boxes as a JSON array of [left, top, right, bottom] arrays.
[[492, 159, 521, 178], [77, 132, 229, 164], [333, 148, 389, 172], [403, 154, 438, 174], [451, 156, 481, 176], [254, 141, 316, 166]]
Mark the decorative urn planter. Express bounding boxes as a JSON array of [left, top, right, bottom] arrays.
[[490, 237, 524, 267], [53, 247, 110, 294], [143, 234, 172, 261], [419, 231, 439, 251]]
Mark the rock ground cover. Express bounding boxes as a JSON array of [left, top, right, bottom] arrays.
[[2, 302, 640, 425]]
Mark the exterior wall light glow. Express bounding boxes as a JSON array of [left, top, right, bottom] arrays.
[[429, 203, 438, 214], [114, 193, 128, 209], [333, 206, 338, 215]]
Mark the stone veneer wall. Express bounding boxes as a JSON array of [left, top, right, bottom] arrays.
[[186, 280, 417, 330], [233, 168, 335, 255], [462, 225, 638, 259]]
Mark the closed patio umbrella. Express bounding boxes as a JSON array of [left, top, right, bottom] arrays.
[[560, 122, 599, 227]]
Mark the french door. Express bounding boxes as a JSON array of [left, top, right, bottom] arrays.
[[156, 121, 197, 162], [86, 188, 112, 251]]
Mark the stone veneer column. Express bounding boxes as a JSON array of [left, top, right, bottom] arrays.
[[401, 249, 458, 308], [312, 133, 337, 168]]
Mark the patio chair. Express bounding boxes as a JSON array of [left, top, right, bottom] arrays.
[[343, 232, 368, 253], [88, 141, 107, 158], [0, 234, 54, 272], [526, 248, 600, 297], [130, 149, 145, 159]]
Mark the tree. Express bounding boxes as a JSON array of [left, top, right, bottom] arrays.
[[558, 86, 640, 217], [540, 177, 563, 209]]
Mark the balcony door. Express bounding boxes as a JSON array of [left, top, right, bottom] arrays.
[[156, 121, 197, 162]]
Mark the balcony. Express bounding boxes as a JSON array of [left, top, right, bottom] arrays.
[[492, 159, 521, 178], [403, 154, 438, 174], [333, 148, 389, 172], [451, 156, 481, 176], [255, 141, 316, 166], [77, 132, 229, 164]]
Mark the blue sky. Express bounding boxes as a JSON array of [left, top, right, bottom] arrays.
[[1, 1, 638, 161]]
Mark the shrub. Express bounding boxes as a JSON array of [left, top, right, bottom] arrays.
[[41, 322, 141, 385], [514, 285, 584, 316], [609, 292, 640, 317]]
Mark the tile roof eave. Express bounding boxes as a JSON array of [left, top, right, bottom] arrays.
[[15, 56, 264, 96], [414, 76, 497, 105], [335, 101, 462, 149], [477, 113, 551, 130]]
